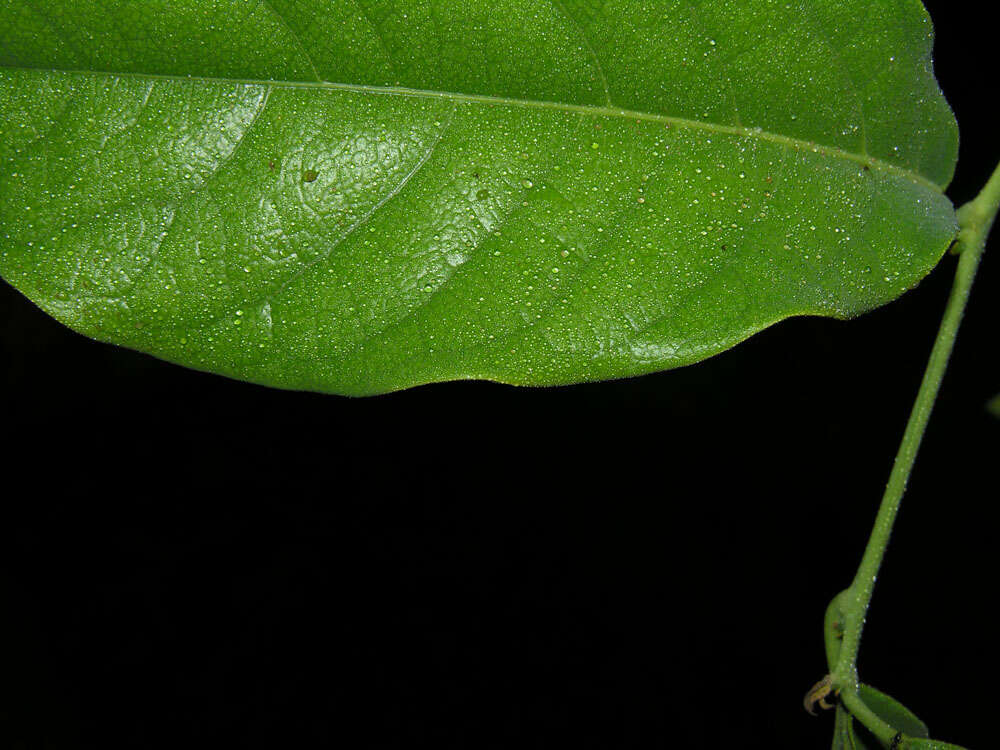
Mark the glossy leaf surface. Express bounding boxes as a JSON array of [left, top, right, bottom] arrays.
[[0, 0, 958, 394], [860, 684, 929, 739]]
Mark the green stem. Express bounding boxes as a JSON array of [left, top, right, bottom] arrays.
[[829, 157, 1000, 716], [841, 689, 899, 745], [823, 589, 849, 672]]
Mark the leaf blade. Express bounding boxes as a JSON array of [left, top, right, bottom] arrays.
[[905, 740, 971, 750], [859, 684, 930, 739], [0, 1, 959, 395]]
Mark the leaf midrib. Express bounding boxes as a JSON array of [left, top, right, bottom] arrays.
[[3, 64, 945, 193]]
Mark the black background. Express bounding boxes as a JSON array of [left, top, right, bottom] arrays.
[[2, 2, 997, 748]]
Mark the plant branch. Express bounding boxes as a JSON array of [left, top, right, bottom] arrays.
[[826, 157, 1000, 729]]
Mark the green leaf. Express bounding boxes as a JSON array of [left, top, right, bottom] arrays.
[[859, 684, 930, 739], [0, 1, 959, 395], [835, 687, 968, 750]]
